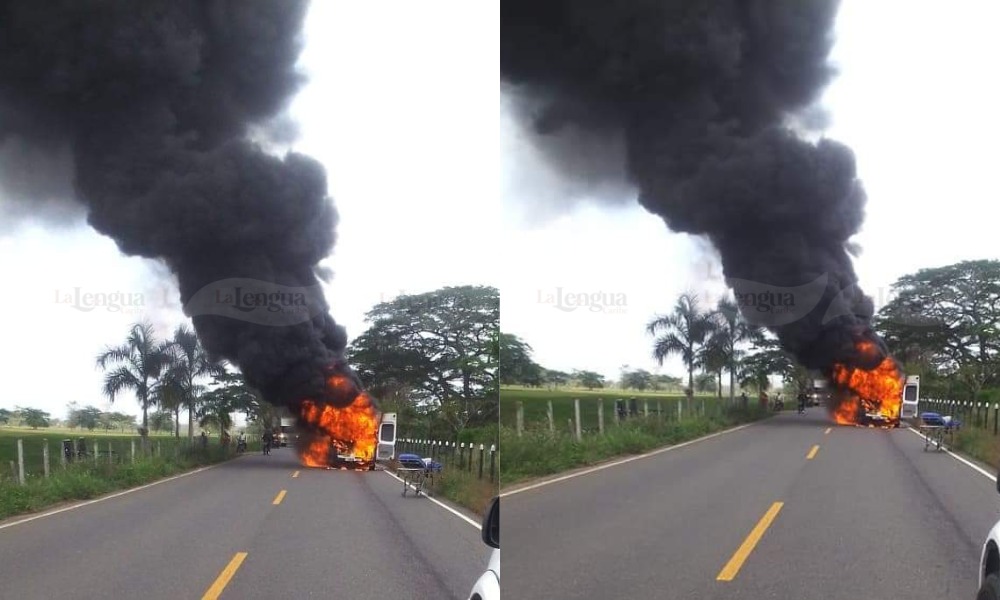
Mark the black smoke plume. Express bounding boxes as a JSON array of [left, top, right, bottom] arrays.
[[501, 0, 888, 372], [0, 1, 365, 408]]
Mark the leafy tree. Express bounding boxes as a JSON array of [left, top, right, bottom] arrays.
[[500, 333, 544, 386], [149, 409, 174, 433], [544, 369, 570, 388], [694, 372, 717, 394], [738, 335, 796, 391], [96, 321, 173, 448], [19, 407, 50, 429], [198, 372, 261, 436], [648, 293, 714, 403], [623, 369, 653, 391], [876, 260, 1000, 403], [574, 370, 605, 390], [348, 285, 499, 435], [0, 408, 11, 425], [72, 406, 103, 431]]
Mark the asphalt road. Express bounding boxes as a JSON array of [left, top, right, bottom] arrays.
[[0, 448, 486, 599], [503, 410, 1000, 600]]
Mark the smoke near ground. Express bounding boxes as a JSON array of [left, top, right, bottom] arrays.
[[0, 1, 363, 408], [501, 0, 888, 372]]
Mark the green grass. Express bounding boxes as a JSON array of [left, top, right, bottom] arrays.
[[0, 445, 234, 520], [0, 429, 199, 480], [500, 405, 771, 487], [500, 386, 737, 431]]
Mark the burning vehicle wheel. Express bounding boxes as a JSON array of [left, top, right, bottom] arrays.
[[977, 573, 1000, 600]]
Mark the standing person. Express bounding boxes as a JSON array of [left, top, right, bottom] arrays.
[[797, 388, 808, 414], [262, 429, 273, 455]]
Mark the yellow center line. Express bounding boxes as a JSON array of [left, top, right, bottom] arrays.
[[717, 502, 784, 582], [201, 552, 248, 600], [824, 427, 832, 435], [272, 490, 287, 505], [806, 445, 820, 460], [292, 470, 300, 478]]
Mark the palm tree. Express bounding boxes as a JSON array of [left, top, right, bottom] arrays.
[[96, 322, 172, 449], [708, 298, 757, 405], [700, 338, 728, 399], [647, 293, 714, 408], [165, 325, 220, 443]]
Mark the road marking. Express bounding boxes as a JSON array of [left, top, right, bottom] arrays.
[[907, 427, 997, 481], [272, 490, 287, 505], [381, 470, 481, 529], [824, 427, 832, 435], [717, 502, 784, 582], [500, 422, 758, 497], [201, 552, 248, 600], [0, 462, 224, 532], [807, 445, 820, 460], [292, 471, 300, 478]]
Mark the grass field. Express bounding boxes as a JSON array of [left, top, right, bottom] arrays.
[[500, 387, 737, 431]]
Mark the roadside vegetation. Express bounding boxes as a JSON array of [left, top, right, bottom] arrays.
[[0, 443, 233, 520]]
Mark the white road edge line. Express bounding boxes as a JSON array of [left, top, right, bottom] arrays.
[[907, 427, 997, 481], [382, 470, 481, 530], [0, 462, 223, 532], [500, 421, 758, 498]]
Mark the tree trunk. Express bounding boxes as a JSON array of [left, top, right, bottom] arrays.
[[174, 406, 180, 438], [717, 370, 722, 399], [188, 405, 194, 444], [729, 368, 735, 406]]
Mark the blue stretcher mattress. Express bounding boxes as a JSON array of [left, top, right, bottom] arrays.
[[397, 453, 444, 472]]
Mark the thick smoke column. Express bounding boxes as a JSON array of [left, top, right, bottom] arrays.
[[501, 0, 887, 372], [0, 1, 363, 407]]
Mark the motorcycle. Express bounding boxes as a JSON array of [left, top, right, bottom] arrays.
[[772, 399, 784, 412], [236, 438, 247, 453]]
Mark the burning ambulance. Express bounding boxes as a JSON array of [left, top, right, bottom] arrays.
[[293, 370, 397, 470]]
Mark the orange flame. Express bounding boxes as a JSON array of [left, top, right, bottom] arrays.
[[831, 352, 904, 427], [297, 374, 379, 468]]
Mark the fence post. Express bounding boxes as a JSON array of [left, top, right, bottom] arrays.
[[157, 440, 161, 457], [598, 398, 605, 435], [677, 401, 682, 421], [658, 401, 662, 422], [995, 403, 999, 435], [644, 400, 649, 419], [567, 418, 573, 435], [547, 400, 554, 433], [478, 444, 485, 479], [17, 439, 25, 485], [93, 439, 98, 464], [43, 440, 50, 478], [468, 445, 473, 472], [60, 440, 67, 469], [460, 443, 465, 468], [516, 401, 524, 437], [489, 444, 496, 482], [131, 439, 136, 464], [574, 398, 582, 442]]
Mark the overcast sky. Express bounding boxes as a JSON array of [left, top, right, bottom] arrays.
[[0, 1, 498, 421], [501, 0, 1000, 383]]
